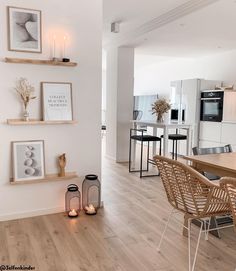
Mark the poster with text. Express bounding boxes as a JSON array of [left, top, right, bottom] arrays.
[[42, 82, 73, 121]]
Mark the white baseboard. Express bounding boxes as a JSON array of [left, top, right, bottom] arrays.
[[116, 159, 129, 163], [0, 206, 64, 222], [0, 201, 104, 222], [104, 154, 116, 161], [104, 154, 128, 163]]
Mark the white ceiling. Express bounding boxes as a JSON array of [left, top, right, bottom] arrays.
[[103, 0, 190, 44], [136, 0, 236, 57], [103, 0, 236, 58]]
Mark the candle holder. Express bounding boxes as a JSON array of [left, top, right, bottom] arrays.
[[82, 174, 101, 215], [62, 58, 70, 63], [65, 184, 81, 218]]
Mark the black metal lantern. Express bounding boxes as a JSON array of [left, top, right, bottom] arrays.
[[65, 184, 81, 218], [82, 174, 101, 215]]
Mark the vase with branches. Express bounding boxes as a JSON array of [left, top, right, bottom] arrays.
[[151, 98, 171, 122], [15, 78, 36, 121]]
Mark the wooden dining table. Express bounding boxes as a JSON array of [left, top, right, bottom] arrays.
[[184, 152, 236, 178]]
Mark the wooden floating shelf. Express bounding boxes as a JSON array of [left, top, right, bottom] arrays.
[[7, 119, 78, 125], [5, 57, 77, 67], [10, 172, 79, 185]]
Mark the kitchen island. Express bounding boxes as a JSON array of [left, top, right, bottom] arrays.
[[131, 120, 193, 157]]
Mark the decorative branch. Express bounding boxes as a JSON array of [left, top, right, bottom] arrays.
[[15, 78, 36, 109], [152, 98, 171, 116]]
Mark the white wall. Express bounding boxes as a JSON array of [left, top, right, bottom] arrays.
[[134, 50, 236, 96], [0, 0, 102, 220], [106, 47, 134, 162]]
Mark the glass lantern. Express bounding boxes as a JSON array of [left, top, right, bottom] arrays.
[[65, 184, 81, 218], [82, 174, 101, 215]]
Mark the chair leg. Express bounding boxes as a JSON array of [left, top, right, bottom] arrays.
[[159, 140, 162, 155], [175, 140, 178, 160], [183, 214, 189, 237], [172, 140, 175, 159], [140, 140, 144, 178], [204, 218, 211, 241], [147, 141, 150, 172], [157, 209, 174, 252], [188, 219, 203, 271], [129, 137, 132, 172]]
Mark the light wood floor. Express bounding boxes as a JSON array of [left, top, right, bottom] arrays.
[[0, 156, 236, 271]]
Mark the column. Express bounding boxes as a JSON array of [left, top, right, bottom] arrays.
[[105, 47, 135, 162]]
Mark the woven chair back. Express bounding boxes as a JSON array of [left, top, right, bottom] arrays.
[[154, 155, 230, 218]]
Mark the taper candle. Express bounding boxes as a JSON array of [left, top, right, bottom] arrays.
[[53, 35, 56, 59], [63, 36, 67, 58]]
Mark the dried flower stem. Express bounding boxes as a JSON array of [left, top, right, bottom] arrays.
[[152, 98, 171, 121], [15, 78, 36, 109]]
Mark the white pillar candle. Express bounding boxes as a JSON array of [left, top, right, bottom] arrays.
[[68, 209, 78, 217], [53, 35, 56, 58], [85, 204, 96, 214], [63, 36, 67, 58]]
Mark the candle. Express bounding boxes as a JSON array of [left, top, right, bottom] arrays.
[[85, 204, 97, 215], [68, 209, 78, 217], [53, 35, 56, 59], [63, 35, 67, 58]]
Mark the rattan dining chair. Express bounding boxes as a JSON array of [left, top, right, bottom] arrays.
[[153, 155, 232, 271], [220, 177, 236, 229]]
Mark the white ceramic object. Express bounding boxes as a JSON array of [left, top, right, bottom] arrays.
[[24, 158, 33, 167], [25, 151, 33, 158], [25, 167, 35, 176]]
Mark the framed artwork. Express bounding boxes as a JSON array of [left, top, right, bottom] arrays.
[[7, 6, 42, 53], [41, 82, 73, 121], [12, 140, 45, 182]]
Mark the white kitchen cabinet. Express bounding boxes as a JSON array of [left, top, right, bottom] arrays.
[[223, 91, 236, 122], [199, 121, 236, 150], [199, 140, 223, 148], [199, 121, 221, 142], [221, 123, 236, 145]]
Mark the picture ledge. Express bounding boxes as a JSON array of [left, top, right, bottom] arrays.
[[7, 119, 78, 125], [4, 57, 78, 67], [10, 172, 79, 185]]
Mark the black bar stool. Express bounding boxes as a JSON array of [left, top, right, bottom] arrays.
[[161, 129, 187, 160], [129, 128, 162, 178]]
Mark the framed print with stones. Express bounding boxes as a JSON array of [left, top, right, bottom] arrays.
[[42, 82, 73, 121], [7, 6, 42, 53], [12, 140, 45, 182]]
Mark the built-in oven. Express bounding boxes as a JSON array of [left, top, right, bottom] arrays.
[[200, 91, 224, 122]]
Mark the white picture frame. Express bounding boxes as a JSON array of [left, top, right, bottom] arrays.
[[42, 82, 73, 121], [8, 6, 42, 53], [12, 140, 45, 182]]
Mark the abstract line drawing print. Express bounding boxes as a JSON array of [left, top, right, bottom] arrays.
[[8, 7, 42, 53]]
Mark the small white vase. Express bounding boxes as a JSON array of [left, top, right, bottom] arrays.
[[23, 108, 29, 121], [156, 114, 164, 122]]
